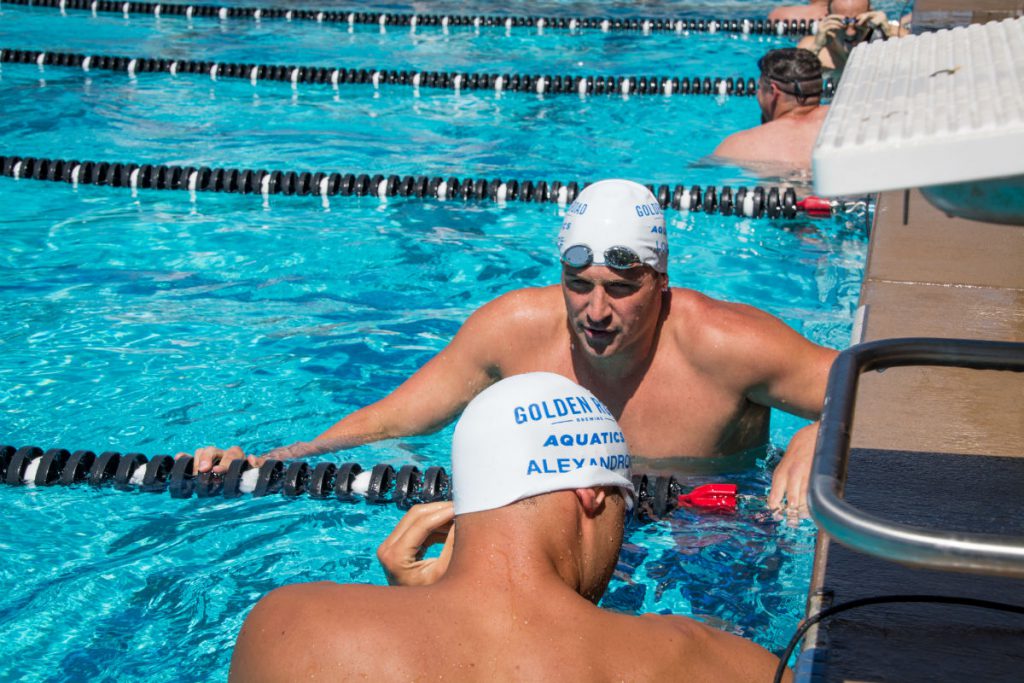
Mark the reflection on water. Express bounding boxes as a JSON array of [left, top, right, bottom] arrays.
[[606, 460, 816, 655]]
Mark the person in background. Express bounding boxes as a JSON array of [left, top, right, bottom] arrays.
[[182, 179, 835, 513], [713, 48, 828, 173], [230, 373, 790, 682], [797, 0, 898, 78], [769, 0, 828, 23]]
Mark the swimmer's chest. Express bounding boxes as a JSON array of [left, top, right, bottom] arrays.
[[609, 367, 761, 458], [514, 346, 759, 458]]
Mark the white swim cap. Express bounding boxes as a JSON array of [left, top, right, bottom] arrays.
[[452, 372, 635, 515], [558, 179, 668, 273]]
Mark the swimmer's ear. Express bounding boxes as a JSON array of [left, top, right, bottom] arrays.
[[574, 487, 607, 517]]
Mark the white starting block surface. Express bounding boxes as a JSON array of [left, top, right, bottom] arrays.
[[812, 17, 1024, 196]]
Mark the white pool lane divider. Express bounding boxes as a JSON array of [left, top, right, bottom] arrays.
[[1, 48, 761, 100], [9, 0, 816, 36], [812, 16, 1024, 196], [19, 457, 374, 495]]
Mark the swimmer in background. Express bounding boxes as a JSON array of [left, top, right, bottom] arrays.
[[769, 0, 829, 23], [181, 179, 835, 513], [797, 0, 898, 79], [230, 374, 789, 682], [713, 48, 828, 174]]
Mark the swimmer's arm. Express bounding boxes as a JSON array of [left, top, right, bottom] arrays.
[[743, 316, 835, 420], [682, 299, 834, 513], [274, 297, 513, 459], [181, 293, 527, 472], [718, 305, 835, 511], [693, 301, 834, 418]]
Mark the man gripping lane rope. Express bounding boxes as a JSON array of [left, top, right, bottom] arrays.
[[230, 373, 789, 682], [182, 179, 835, 512]]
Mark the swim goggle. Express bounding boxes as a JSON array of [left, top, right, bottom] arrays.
[[560, 244, 643, 270], [835, 16, 875, 41]]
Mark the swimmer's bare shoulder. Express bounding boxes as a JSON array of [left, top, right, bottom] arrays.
[[422, 285, 562, 373], [712, 126, 762, 160], [625, 612, 790, 681], [231, 582, 416, 682], [664, 288, 834, 412], [668, 287, 799, 364], [462, 285, 567, 369], [473, 285, 564, 330], [663, 286, 765, 359], [229, 581, 349, 681]]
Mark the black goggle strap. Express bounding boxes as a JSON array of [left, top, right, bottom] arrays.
[[769, 78, 824, 102]]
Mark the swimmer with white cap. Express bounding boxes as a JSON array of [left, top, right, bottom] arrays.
[[187, 178, 836, 515], [451, 372, 635, 516], [231, 373, 788, 682]]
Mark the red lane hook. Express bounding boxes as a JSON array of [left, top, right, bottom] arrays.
[[677, 483, 738, 512], [797, 196, 833, 218]]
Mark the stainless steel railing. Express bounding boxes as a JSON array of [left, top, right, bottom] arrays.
[[809, 337, 1024, 578]]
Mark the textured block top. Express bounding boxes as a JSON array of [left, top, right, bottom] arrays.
[[812, 17, 1024, 196]]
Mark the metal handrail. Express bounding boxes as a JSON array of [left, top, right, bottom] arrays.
[[809, 337, 1024, 578]]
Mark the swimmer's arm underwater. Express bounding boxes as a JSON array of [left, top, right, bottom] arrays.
[[179, 293, 522, 474]]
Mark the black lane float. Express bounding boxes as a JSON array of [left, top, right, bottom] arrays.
[[0, 154, 861, 219], [5, 0, 817, 36], [0, 444, 729, 518], [0, 47, 785, 99]]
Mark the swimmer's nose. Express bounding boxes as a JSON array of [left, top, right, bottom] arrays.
[[585, 288, 612, 325]]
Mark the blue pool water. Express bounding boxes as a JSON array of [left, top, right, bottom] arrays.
[[1, 1, 869, 680]]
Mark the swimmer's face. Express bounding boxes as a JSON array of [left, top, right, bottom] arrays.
[[561, 264, 666, 358], [830, 0, 872, 43], [840, 18, 871, 44]]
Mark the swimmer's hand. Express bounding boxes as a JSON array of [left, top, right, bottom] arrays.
[[768, 422, 818, 519], [174, 446, 263, 475], [857, 10, 892, 34], [814, 14, 846, 47], [377, 501, 455, 587]]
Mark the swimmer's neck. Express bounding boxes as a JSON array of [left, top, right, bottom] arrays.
[[440, 509, 598, 601], [572, 336, 655, 384], [770, 101, 821, 122]]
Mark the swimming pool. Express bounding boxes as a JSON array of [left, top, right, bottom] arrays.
[[0, 1, 869, 679]]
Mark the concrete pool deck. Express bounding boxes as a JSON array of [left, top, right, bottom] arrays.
[[798, 3, 1024, 679], [801, 2, 1024, 677], [801, 189, 1024, 680]]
